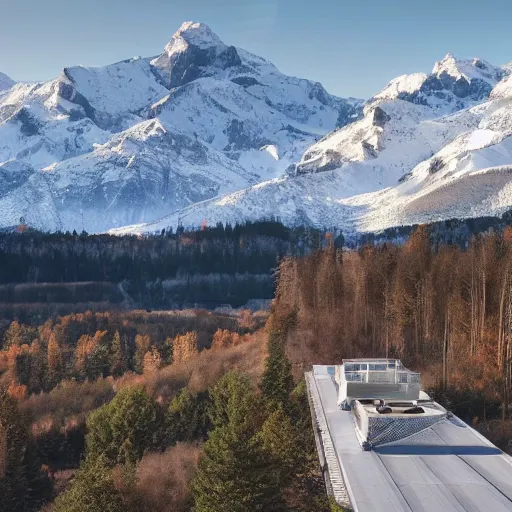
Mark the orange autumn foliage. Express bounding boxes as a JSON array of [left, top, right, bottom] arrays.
[[8, 382, 27, 401], [143, 347, 162, 374], [75, 331, 108, 372], [172, 332, 199, 365], [211, 329, 243, 350]]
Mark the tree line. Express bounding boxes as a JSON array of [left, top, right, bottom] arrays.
[[0, 309, 260, 397], [0, 221, 343, 309]]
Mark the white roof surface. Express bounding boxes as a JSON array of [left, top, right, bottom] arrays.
[[309, 370, 512, 512]]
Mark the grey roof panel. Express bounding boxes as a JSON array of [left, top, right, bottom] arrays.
[[315, 377, 412, 511], [461, 454, 512, 501], [432, 420, 499, 448], [420, 455, 512, 511]]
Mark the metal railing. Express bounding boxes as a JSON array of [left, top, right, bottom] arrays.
[[344, 370, 420, 385]]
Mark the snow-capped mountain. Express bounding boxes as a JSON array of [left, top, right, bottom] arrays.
[[2, 22, 512, 235], [370, 54, 504, 112], [111, 54, 512, 236], [0, 21, 362, 232]]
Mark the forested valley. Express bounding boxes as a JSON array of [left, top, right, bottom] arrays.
[[2, 220, 512, 510], [0, 221, 342, 320], [1, 212, 510, 319]]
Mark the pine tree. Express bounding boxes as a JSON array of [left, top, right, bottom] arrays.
[[166, 388, 211, 444], [0, 389, 28, 512], [258, 407, 303, 487], [47, 333, 63, 388], [208, 372, 257, 428], [193, 376, 285, 512], [53, 455, 125, 512], [86, 387, 164, 466], [0, 388, 51, 512], [260, 331, 294, 410], [110, 331, 127, 377]]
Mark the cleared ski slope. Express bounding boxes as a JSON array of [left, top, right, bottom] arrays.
[[306, 370, 512, 512]]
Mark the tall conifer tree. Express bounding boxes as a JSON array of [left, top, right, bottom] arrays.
[[260, 331, 294, 410]]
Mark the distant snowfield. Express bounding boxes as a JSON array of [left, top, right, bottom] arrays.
[[1, 21, 512, 235]]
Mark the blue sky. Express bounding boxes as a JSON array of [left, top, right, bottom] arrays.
[[1, 0, 512, 98]]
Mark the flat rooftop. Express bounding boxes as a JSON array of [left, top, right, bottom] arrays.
[[307, 367, 512, 512]]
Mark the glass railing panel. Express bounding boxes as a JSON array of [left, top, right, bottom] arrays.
[[345, 372, 367, 382]]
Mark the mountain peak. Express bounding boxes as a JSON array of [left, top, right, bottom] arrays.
[[432, 53, 501, 85], [152, 21, 240, 89], [166, 21, 225, 53], [370, 53, 502, 113]]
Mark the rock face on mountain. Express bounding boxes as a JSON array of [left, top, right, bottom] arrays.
[[0, 22, 362, 232], [370, 54, 504, 112], [151, 21, 242, 89]]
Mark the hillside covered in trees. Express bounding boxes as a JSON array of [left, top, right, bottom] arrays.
[[273, 226, 512, 436], [0, 306, 340, 512], [3, 222, 512, 510], [0, 221, 343, 317]]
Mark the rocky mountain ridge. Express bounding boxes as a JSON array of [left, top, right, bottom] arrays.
[[0, 21, 362, 232], [112, 51, 512, 235], [1, 22, 512, 235]]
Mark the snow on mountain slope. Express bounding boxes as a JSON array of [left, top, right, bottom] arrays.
[[231, 47, 362, 129], [0, 21, 363, 232], [371, 54, 504, 112], [109, 171, 360, 236], [116, 58, 512, 236], [491, 73, 512, 100], [0, 72, 15, 92], [0, 118, 258, 232], [352, 135, 512, 232], [151, 77, 323, 178], [0, 78, 110, 169], [63, 58, 169, 130]]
